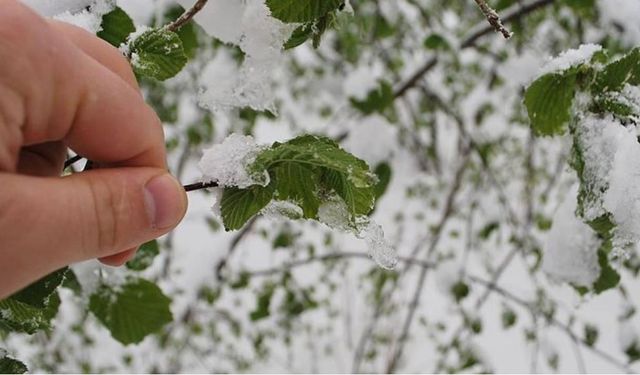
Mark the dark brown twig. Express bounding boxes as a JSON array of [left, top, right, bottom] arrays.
[[473, 0, 513, 39], [166, 0, 209, 32], [183, 181, 219, 192]]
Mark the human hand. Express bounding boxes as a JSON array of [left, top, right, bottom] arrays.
[[0, 1, 188, 298]]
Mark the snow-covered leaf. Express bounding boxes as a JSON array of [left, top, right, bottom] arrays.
[[89, 278, 172, 345], [130, 29, 187, 81], [0, 351, 27, 374], [594, 48, 640, 93], [0, 292, 61, 334], [9, 268, 68, 308]]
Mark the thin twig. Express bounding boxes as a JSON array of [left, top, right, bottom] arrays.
[[473, 0, 513, 39], [183, 181, 219, 192], [166, 0, 209, 32], [64, 154, 83, 169]]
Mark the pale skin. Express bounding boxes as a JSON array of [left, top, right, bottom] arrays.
[[0, 1, 188, 298]]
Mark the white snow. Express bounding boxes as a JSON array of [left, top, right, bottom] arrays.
[[23, 0, 114, 34], [198, 134, 268, 188], [619, 320, 639, 352], [543, 186, 601, 288], [179, 0, 292, 110], [576, 114, 640, 253], [539, 44, 602, 76], [599, 0, 640, 46]]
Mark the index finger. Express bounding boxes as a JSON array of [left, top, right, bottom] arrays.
[[2, 1, 166, 169]]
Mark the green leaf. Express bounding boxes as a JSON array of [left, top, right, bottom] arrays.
[[592, 248, 621, 293], [61, 269, 83, 296], [594, 48, 640, 92], [423, 34, 450, 51], [126, 240, 160, 271], [350, 81, 395, 115], [89, 278, 172, 345], [273, 163, 321, 218], [250, 284, 275, 321], [451, 281, 470, 302], [130, 29, 187, 81], [221, 184, 275, 231], [501, 307, 517, 329], [97, 7, 135, 47], [284, 23, 314, 50], [0, 292, 60, 334], [9, 268, 67, 308], [373, 162, 392, 200], [266, 0, 342, 23], [0, 351, 27, 374], [584, 324, 598, 347], [524, 72, 577, 136], [321, 169, 375, 217], [162, 6, 199, 58]]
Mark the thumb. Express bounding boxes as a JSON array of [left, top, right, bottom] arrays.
[[0, 168, 187, 296]]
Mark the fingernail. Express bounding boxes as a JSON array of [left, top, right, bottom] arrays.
[[144, 174, 186, 229]]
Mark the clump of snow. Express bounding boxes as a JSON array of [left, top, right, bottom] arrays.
[[357, 221, 398, 270], [208, 187, 224, 219], [198, 134, 268, 188], [179, 0, 293, 110], [261, 201, 304, 220], [37, 0, 114, 34], [538, 44, 602, 75], [543, 186, 601, 288], [576, 114, 640, 253], [21, 0, 94, 16], [574, 114, 620, 221]]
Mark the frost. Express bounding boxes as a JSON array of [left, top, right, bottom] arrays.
[[357, 221, 399, 270], [543, 186, 601, 288], [261, 200, 304, 220], [198, 134, 268, 188], [179, 0, 293, 110], [539, 44, 602, 75]]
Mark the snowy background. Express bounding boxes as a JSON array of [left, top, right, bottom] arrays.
[[5, 0, 640, 373]]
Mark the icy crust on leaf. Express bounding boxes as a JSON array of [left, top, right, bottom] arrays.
[[318, 197, 398, 270], [543, 186, 601, 288], [198, 134, 269, 188], [576, 114, 640, 252], [261, 200, 304, 220], [317, 196, 353, 232], [539, 44, 602, 75]]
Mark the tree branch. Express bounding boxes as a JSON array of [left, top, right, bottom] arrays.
[[166, 0, 209, 32], [473, 0, 512, 39]]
